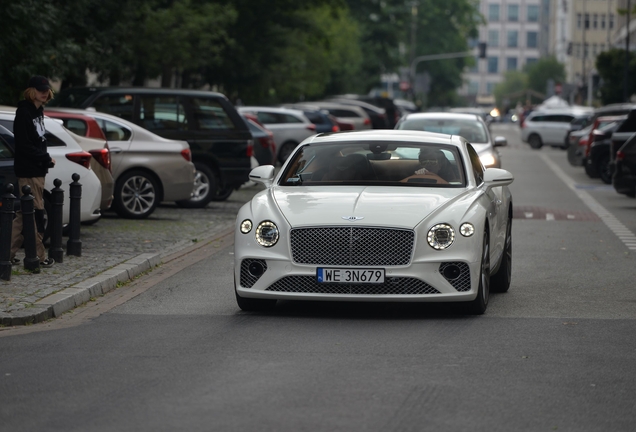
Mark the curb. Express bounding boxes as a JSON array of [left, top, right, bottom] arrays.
[[0, 227, 235, 326]]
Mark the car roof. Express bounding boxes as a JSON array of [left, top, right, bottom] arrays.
[[54, 86, 227, 99], [238, 106, 307, 117], [402, 112, 482, 121], [305, 129, 460, 146]]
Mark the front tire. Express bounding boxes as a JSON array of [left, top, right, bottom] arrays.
[[598, 155, 612, 184], [528, 134, 543, 149], [113, 170, 159, 219], [467, 230, 490, 315], [491, 216, 512, 293]]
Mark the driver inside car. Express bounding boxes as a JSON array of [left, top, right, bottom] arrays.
[[401, 148, 455, 184]]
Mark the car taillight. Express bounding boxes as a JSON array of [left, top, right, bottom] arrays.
[[88, 148, 112, 172], [180, 148, 192, 162], [616, 151, 625, 162], [247, 140, 254, 157], [332, 125, 340, 132], [66, 151, 92, 169], [257, 136, 270, 148], [363, 118, 371, 125], [578, 137, 588, 147], [306, 124, 316, 131]]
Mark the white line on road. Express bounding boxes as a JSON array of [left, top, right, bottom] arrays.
[[546, 213, 555, 221], [541, 153, 636, 253]]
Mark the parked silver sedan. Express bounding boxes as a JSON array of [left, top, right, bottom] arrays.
[[46, 108, 195, 219]]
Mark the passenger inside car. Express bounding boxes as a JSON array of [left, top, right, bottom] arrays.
[[400, 148, 456, 183]]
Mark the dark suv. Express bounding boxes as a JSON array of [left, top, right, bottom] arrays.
[[610, 109, 636, 198], [48, 87, 252, 206]]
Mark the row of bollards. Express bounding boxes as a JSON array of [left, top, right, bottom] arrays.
[[0, 174, 82, 281]]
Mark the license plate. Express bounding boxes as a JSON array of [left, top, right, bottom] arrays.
[[317, 268, 385, 284]]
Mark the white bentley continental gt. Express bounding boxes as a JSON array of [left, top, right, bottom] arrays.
[[234, 130, 514, 314]]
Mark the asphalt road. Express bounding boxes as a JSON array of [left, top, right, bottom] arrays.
[[1, 124, 635, 431]]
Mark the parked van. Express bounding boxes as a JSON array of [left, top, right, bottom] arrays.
[[48, 87, 252, 206], [521, 107, 593, 149]]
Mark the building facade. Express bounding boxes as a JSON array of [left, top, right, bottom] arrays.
[[460, 0, 544, 103]]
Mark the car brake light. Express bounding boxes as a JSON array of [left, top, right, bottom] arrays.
[[616, 151, 625, 162], [180, 148, 192, 162], [363, 118, 371, 125], [88, 148, 112, 172], [247, 141, 254, 157], [306, 124, 316, 131], [258, 136, 270, 148], [332, 125, 340, 132], [66, 151, 92, 169]]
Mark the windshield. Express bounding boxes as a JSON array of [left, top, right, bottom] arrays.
[[279, 141, 466, 188], [47, 88, 96, 108], [397, 117, 489, 143]]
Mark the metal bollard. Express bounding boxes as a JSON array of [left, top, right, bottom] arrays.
[[48, 179, 64, 264], [66, 173, 82, 257], [0, 184, 16, 281], [20, 185, 40, 272]]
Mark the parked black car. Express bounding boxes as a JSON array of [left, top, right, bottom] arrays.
[[48, 87, 252, 206], [330, 94, 401, 128], [564, 114, 593, 149], [585, 119, 624, 184], [0, 124, 17, 197], [610, 109, 636, 197]]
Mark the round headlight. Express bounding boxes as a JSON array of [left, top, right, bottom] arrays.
[[240, 219, 253, 234], [255, 221, 279, 247], [427, 224, 455, 250], [460, 222, 475, 237]]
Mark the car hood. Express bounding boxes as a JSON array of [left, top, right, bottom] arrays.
[[271, 186, 467, 228]]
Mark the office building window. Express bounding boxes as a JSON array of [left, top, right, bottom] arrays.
[[488, 30, 499, 47], [585, 13, 590, 29], [487, 57, 499, 74], [577, 13, 582, 29], [488, 4, 500, 21], [601, 14, 606, 29], [527, 5, 539, 22], [506, 57, 518, 71], [508, 4, 519, 22], [486, 82, 497, 95], [593, 14, 598, 29], [527, 31, 538, 48], [507, 30, 518, 48], [575, 43, 581, 58]]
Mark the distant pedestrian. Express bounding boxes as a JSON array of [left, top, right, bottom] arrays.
[[10, 76, 56, 268]]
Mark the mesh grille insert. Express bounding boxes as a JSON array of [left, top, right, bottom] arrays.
[[240, 259, 268, 288], [266, 276, 440, 295], [439, 262, 471, 292], [290, 227, 414, 266]]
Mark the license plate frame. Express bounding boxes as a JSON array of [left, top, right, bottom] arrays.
[[316, 268, 385, 284]]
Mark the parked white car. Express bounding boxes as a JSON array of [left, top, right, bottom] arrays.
[[521, 108, 593, 149], [237, 106, 316, 164], [0, 110, 103, 226]]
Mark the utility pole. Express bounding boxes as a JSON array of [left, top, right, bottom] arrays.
[[625, 0, 632, 102]]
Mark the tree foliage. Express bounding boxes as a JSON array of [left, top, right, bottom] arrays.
[[0, 0, 480, 106], [596, 49, 636, 105]]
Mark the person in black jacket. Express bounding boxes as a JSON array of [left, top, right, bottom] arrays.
[[10, 76, 56, 268]]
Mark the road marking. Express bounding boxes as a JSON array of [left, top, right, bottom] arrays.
[[546, 213, 555, 221], [541, 153, 636, 253], [525, 212, 533, 218]]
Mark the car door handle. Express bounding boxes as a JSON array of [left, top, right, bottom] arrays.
[[110, 147, 123, 154]]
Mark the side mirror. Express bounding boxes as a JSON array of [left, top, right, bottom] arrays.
[[494, 136, 507, 147], [249, 165, 275, 187], [483, 168, 514, 188]]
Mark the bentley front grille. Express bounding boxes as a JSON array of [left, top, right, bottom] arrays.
[[290, 227, 415, 266], [265, 276, 440, 295]]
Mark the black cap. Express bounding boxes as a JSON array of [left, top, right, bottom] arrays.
[[28, 76, 51, 92]]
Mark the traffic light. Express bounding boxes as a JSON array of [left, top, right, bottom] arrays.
[[478, 42, 487, 59]]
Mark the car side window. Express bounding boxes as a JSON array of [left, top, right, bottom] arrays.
[[45, 132, 67, 147], [329, 109, 360, 118], [64, 119, 88, 136], [616, 112, 636, 133], [530, 115, 543, 122], [95, 118, 132, 141], [139, 96, 187, 131], [467, 144, 484, 184], [282, 114, 303, 124], [189, 97, 236, 130], [92, 94, 135, 121], [256, 112, 278, 124], [0, 139, 14, 159]]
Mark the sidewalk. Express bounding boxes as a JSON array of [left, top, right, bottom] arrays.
[[0, 184, 260, 326]]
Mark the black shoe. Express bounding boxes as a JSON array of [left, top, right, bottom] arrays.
[[11, 258, 20, 266], [40, 258, 55, 268]]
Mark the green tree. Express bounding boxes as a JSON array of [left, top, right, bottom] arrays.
[[493, 71, 529, 109], [525, 56, 566, 95], [596, 49, 636, 105]]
